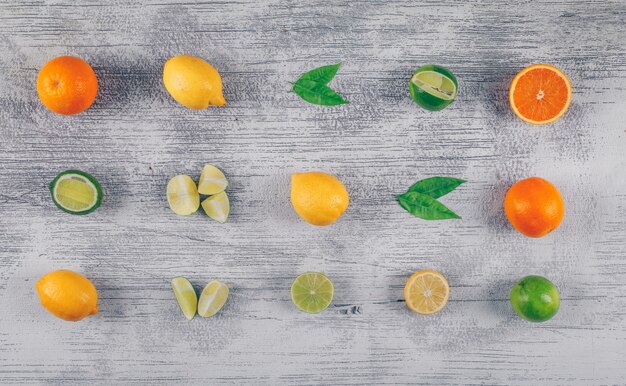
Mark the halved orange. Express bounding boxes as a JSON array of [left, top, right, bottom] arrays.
[[509, 64, 572, 125], [404, 270, 450, 315]]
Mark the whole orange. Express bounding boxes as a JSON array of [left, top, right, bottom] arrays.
[[36, 56, 98, 115], [504, 177, 564, 238]]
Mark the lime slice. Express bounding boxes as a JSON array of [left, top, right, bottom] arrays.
[[291, 272, 334, 313], [197, 280, 229, 317], [49, 170, 102, 215], [201, 191, 230, 223], [171, 277, 197, 320], [167, 175, 200, 215], [198, 164, 228, 195], [411, 71, 457, 100]]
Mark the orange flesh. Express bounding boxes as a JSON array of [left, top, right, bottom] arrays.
[[510, 65, 571, 124]]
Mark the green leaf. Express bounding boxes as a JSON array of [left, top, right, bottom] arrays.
[[292, 80, 349, 106], [407, 176, 465, 199], [297, 63, 341, 85], [396, 191, 461, 220]]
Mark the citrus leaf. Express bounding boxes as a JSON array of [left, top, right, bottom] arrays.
[[396, 191, 461, 220], [297, 63, 341, 85], [407, 176, 465, 199], [292, 80, 349, 106]]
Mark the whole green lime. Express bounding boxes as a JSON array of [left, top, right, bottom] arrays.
[[510, 276, 559, 322]]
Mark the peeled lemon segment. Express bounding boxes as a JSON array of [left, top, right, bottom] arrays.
[[201, 191, 230, 223], [167, 175, 200, 216], [411, 71, 457, 100], [197, 280, 229, 317], [50, 170, 102, 215], [291, 272, 334, 313], [171, 277, 197, 320], [198, 164, 228, 195]]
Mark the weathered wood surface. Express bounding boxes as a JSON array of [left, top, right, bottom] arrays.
[[0, 0, 625, 384]]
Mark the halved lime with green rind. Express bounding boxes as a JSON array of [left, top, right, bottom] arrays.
[[171, 277, 197, 321], [291, 272, 334, 314], [409, 65, 458, 111], [49, 170, 102, 215], [197, 280, 229, 318]]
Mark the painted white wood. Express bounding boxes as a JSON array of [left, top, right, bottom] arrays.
[[0, 0, 625, 384]]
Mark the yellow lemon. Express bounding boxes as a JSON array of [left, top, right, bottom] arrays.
[[290, 171, 349, 226], [163, 55, 226, 109], [36, 270, 98, 321]]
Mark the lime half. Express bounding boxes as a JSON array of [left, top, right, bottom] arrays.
[[409, 65, 458, 111], [171, 277, 197, 320], [198, 280, 229, 317], [291, 272, 334, 313], [49, 170, 102, 215]]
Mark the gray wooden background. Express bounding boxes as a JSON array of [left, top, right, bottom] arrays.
[[0, 0, 625, 384]]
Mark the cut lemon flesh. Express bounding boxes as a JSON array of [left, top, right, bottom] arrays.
[[404, 270, 450, 315], [167, 175, 200, 215], [198, 164, 228, 195], [411, 71, 457, 100], [201, 191, 230, 223], [171, 277, 197, 320], [197, 280, 229, 317], [291, 272, 334, 313], [50, 170, 102, 214]]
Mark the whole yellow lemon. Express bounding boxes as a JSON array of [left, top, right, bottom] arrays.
[[36, 270, 98, 321], [163, 55, 226, 109], [291, 172, 349, 226]]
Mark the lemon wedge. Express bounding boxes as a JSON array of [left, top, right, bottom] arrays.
[[198, 164, 228, 195], [171, 277, 197, 320], [197, 280, 229, 317], [201, 191, 230, 223], [167, 175, 200, 216]]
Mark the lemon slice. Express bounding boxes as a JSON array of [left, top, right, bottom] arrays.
[[171, 277, 197, 320], [167, 175, 200, 215], [201, 191, 230, 223], [197, 280, 229, 317], [291, 272, 334, 313], [411, 71, 457, 101], [404, 270, 450, 315], [50, 170, 102, 215], [198, 164, 228, 195]]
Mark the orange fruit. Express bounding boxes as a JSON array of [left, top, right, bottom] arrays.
[[37, 56, 98, 115], [35, 270, 98, 321], [290, 172, 349, 226], [504, 177, 564, 238], [509, 64, 572, 125], [404, 270, 450, 315]]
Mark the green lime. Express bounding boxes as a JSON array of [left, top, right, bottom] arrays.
[[510, 276, 560, 322], [291, 272, 334, 314], [409, 65, 458, 111], [49, 170, 102, 215], [171, 277, 197, 320]]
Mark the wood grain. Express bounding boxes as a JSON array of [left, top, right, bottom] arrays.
[[0, 0, 625, 384]]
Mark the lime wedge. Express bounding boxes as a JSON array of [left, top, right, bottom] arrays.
[[198, 164, 228, 195], [171, 277, 197, 320], [201, 191, 230, 223], [49, 170, 102, 215], [197, 280, 229, 317], [167, 175, 200, 216], [411, 71, 457, 101], [291, 272, 334, 313]]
